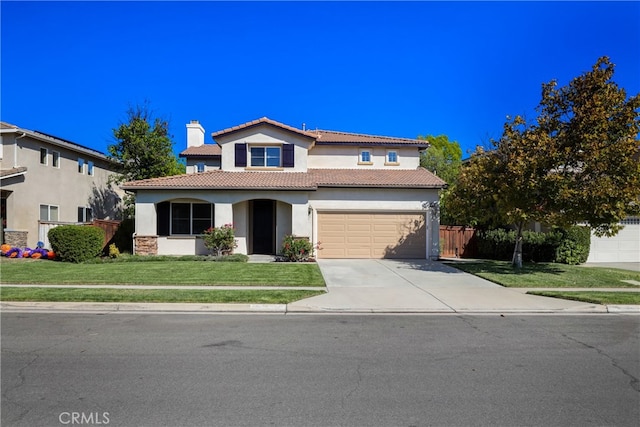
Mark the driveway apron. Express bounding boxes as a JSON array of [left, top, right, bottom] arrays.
[[287, 259, 601, 313]]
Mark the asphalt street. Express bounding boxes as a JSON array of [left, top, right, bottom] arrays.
[[2, 313, 638, 427]]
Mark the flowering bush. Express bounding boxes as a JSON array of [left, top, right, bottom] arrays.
[[279, 235, 318, 262], [202, 224, 237, 257]]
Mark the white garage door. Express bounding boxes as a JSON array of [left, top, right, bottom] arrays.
[[317, 212, 426, 259], [587, 218, 640, 263]]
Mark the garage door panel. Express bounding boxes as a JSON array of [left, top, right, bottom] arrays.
[[318, 212, 426, 259]]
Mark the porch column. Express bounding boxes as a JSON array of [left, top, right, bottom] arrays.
[[215, 203, 233, 228], [291, 203, 311, 238]]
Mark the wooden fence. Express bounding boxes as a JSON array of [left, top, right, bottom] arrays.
[[439, 225, 478, 258]]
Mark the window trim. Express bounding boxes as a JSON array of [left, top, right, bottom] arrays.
[[52, 151, 60, 168], [248, 145, 282, 169], [40, 148, 48, 165], [385, 150, 399, 166], [39, 204, 59, 222], [358, 148, 373, 165]]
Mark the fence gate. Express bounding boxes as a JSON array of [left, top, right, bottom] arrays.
[[439, 225, 478, 258]]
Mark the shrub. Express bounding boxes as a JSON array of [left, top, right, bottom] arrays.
[[109, 243, 121, 258], [48, 225, 105, 263], [555, 226, 591, 265], [202, 224, 237, 257], [476, 228, 562, 262], [279, 235, 315, 262]]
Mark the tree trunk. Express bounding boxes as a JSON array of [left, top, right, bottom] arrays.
[[511, 221, 524, 269]]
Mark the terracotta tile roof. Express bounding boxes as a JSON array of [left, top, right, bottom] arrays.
[[122, 168, 445, 190], [179, 145, 221, 157], [310, 168, 445, 188], [312, 130, 428, 147], [122, 171, 316, 190], [211, 117, 317, 140]]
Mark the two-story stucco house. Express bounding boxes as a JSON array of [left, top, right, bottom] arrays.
[[0, 122, 123, 248], [122, 117, 446, 259]]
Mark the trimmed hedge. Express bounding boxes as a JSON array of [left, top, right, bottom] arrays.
[[555, 226, 591, 265], [476, 226, 590, 264], [48, 225, 105, 263]]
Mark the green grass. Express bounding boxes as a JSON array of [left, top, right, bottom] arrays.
[[446, 260, 640, 288], [0, 259, 325, 286], [0, 287, 324, 304], [528, 291, 640, 305]]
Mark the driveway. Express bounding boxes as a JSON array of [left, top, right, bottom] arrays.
[[288, 259, 603, 313]]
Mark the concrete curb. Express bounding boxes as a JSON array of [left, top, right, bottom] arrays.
[[2, 301, 637, 314]]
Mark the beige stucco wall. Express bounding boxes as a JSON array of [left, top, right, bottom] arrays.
[[217, 126, 313, 172], [132, 187, 440, 258], [1, 132, 123, 248], [307, 145, 421, 169]]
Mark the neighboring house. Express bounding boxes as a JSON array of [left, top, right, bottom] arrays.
[[0, 122, 123, 248], [122, 117, 446, 259]]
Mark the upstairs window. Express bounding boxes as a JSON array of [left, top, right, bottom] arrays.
[[196, 162, 205, 173], [87, 161, 94, 176], [386, 150, 399, 165], [40, 148, 48, 165], [359, 149, 372, 164], [52, 151, 60, 168], [250, 146, 281, 167], [78, 158, 85, 174]]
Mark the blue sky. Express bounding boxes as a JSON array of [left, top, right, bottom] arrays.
[[2, 1, 639, 157]]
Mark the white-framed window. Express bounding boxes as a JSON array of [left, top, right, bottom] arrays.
[[40, 148, 48, 165], [196, 162, 205, 173], [87, 160, 94, 176], [171, 202, 214, 235], [39, 204, 59, 221], [78, 158, 85, 174], [78, 207, 93, 222], [52, 151, 60, 168], [386, 150, 399, 165], [359, 149, 372, 164], [250, 146, 281, 167]]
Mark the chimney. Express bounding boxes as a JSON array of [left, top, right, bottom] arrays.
[[186, 120, 205, 148]]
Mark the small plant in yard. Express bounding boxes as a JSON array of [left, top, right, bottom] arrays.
[[202, 224, 237, 257], [279, 235, 319, 262], [108, 243, 121, 258]]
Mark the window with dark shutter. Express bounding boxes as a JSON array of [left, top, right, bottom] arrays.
[[157, 201, 170, 236], [235, 143, 247, 167], [282, 144, 294, 168]]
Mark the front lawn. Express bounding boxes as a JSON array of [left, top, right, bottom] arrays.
[[528, 291, 640, 305], [0, 287, 324, 304], [0, 259, 325, 287], [447, 260, 640, 288]]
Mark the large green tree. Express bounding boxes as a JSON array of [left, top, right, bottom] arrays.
[[448, 57, 640, 267], [109, 103, 184, 184], [418, 135, 463, 225], [418, 134, 463, 185], [108, 103, 185, 218]]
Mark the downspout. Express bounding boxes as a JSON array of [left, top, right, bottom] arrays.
[[14, 132, 26, 168]]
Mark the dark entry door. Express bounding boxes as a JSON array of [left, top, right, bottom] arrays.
[[252, 200, 275, 254]]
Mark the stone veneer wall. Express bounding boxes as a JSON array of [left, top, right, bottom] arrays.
[[134, 235, 158, 255], [3, 230, 28, 248]]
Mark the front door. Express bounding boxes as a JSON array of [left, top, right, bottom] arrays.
[[251, 200, 275, 254]]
